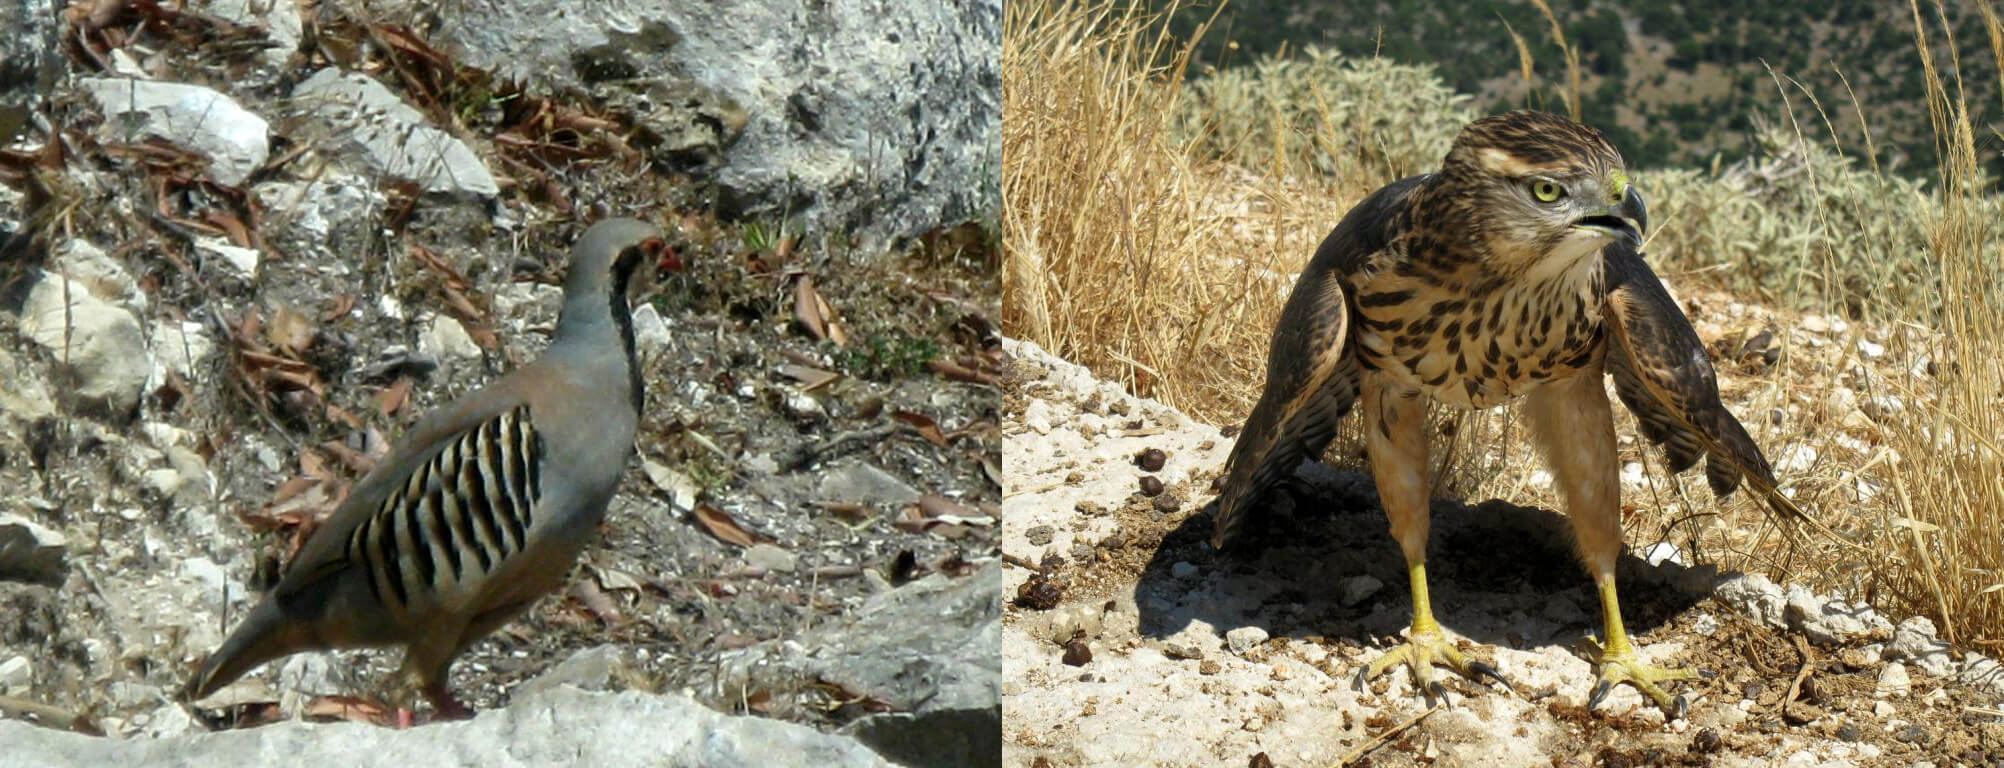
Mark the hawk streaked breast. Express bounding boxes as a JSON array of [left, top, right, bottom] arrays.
[[1212, 110, 1804, 714]]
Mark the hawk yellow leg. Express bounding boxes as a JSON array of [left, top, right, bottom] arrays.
[[1526, 368, 1698, 718], [1355, 382, 1508, 704], [1581, 576, 1698, 717], [1354, 561, 1508, 703]]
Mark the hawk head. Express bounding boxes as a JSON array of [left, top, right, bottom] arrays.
[[1438, 110, 1647, 274]]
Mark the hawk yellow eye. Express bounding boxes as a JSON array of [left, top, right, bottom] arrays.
[[1531, 180, 1565, 202]]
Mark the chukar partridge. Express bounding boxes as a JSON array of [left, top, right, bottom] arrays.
[[182, 218, 677, 720]]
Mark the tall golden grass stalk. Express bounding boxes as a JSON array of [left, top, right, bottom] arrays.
[[1864, 0, 2004, 646], [1003, 0, 1343, 421]]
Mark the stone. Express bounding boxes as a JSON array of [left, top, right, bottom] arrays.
[[1716, 573, 1787, 629], [779, 388, 826, 421], [1225, 626, 1268, 656], [1889, 616, 1956, 678], [195, 237, 261, 278], [0, 347, 56, 421], [421, 314, 483, 361], [1861, 396, 1905, 422], [816, 462, 921, 507], [630, 303, 672, 362], [1876, 662, 1910, 699], [719, 564, 998, 768], [1643, 541, 1686, 567], [150, 320, 217, 386], [1170, 561, 1199, 580], [199, 0, 302, 67], [0, 655, 30, 695], [1784, 590, 1890, 646], [252, 172, 385, 263], [52, 239, 140, 307], [292, 69, 500, 197], [277, 653, 343, 697], [0, 687, 891, 767], [179, 556, 245, 608], [1958, 652, 2004, 696], [17, 272, 153, 415], [380, 0, 998, 252], [515, 645, 628, 700], [80, 78, 270, 186], [744, 543, 798, 573], [1338, 574, 1384, 607], [1024, 524, 1054, 547]]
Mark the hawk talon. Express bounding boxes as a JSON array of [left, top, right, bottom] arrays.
[[1355, 627, 1506, 706], [1579, 636, 1699, 718]]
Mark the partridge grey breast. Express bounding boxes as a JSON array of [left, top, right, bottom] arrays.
[[181, 218, 676, 718]]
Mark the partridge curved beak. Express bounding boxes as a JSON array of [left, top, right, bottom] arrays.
[[1573, 186, 1647, 246]]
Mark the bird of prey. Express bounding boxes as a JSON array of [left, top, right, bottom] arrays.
[[183, 219, 680, 723], [1210, 110, 1803, 715]]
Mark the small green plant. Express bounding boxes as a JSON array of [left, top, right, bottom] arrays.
[[840, 333, 941, 380], [682, 445, 732, 495], [740, 220, 785, 253]]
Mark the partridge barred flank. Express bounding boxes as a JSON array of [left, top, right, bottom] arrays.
[[347, 405, 544, 613]]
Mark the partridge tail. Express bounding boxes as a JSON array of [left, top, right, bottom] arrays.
[[180, 596, 308, 703]]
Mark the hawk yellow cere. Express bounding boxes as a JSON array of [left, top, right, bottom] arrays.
[[1211, 110, 1805, 715]]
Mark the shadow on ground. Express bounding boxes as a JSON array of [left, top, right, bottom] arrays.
[[1134, 463, 1707, 663]]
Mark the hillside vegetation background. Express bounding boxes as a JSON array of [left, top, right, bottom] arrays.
[[1157, 0, 2004, 179]]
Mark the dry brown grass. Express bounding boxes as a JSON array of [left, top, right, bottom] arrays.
[[1004, 0, 2004, 648], [1002, 1, 1342, 423]]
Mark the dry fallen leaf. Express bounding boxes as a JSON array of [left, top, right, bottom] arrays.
[[893, 494, 995, 539], [892, 410, 949, 447], [793, 276, 848, 347], [377, 376, 412, 417], [779, 363, 841, 391], [568, 578, 623, 625], [694, 504, 764, 548], [265, 305, 318, 356], [322, 293, 357, 323], [928, 356, 994, 384]]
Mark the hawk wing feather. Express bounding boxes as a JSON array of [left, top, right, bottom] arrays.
[[1600, 242, 1809, 526], [1211, 176, 1426, 550]]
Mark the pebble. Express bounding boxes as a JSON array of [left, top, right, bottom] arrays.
[[744, 543, 798, 573], [1061, 638, 1092, 666], [1338, 574, 1383, 607], [0, 655, 30, 695], [1170, 561, 1199, 580], [1225, 626, 1268, 655], [1876, 662, 1910, 699], [1643, 541, 1685, 567], [1025, 524, 1055, 547], [1137, 475, 1164, 496]]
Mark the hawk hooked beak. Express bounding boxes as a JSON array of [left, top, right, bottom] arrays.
[[1573, 185, 1647, 247]]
